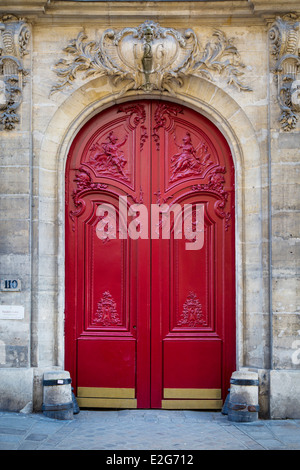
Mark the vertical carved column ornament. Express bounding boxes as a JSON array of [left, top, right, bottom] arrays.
[[269, 14, 300, 131], [0, 14, 30, 130]]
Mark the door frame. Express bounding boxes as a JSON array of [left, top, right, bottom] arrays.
[[37, 77, 263, 392]]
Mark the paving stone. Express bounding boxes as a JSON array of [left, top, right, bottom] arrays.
[[25, 433, 48, 441], [18, 441, 41, 450], [0, 427, 27, 435], [0, 442, 19, 450], [0, 433, 23, 443], [0, 410, 299, 450]]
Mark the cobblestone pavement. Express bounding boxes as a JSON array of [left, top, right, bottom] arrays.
[[0, 409, 300, 451]]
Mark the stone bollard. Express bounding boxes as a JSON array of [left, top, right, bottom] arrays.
[[42, 370, 74, 420], [221, 388, 230, 415], [72, 387, 80, 414], [228, 370, 259, 422]]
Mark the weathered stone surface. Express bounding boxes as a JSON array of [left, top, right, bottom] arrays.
[[270, 370, 300, 419], [0, 368, 33, 411]]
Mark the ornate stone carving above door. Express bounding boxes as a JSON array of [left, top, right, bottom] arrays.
[[0, 15, 30, 131], [51, 20, 252, 97]]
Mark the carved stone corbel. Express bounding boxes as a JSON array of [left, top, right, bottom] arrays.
[[51, 21, 252, 98], [269, 13, 300, 131], [0, 14, 30, 130]]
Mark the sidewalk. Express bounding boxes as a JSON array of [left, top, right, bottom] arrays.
[[0, 409, 300, 450]]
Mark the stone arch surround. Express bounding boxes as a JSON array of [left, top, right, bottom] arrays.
[[35, 75, 266, 408]]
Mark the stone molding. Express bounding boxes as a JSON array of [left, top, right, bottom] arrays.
[[0, 14, 30, 130], [51, 21, 252, 98], [37, 73, 261, 374], [269, 13, 300, 131], [2, 1, 299, 23]]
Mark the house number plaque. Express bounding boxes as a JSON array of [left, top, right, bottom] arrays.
[[1, 279, 21, 292]]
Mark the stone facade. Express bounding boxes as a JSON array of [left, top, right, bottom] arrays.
[[0, 0, 299, 418]]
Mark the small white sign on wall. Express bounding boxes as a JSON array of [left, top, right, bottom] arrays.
[[0, 305, 24, 320], [1, 279, 21, 291]]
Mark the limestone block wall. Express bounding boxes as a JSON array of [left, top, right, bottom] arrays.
[[267, 13, 300, 418], [0, 14, 33, 410], [0, 1, 299, 418]]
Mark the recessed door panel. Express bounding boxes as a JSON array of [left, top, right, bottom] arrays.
[[163, 339, 222, 388], [77, 338, 136, 388], [170, 210, 214, 332]]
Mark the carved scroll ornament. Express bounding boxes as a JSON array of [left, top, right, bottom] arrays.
[[0, 15, 30, 130], [269, 14, 300, 131], [51, 21, 252, 97], [70, 166, 108, 231], [192, 165, 231, 231], [89, 131, 129, 182]]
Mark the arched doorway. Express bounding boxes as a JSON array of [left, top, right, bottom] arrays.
[[65, 99, 235, 409]]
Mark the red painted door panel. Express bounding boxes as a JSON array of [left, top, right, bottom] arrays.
[[65, 100, 235, 409]]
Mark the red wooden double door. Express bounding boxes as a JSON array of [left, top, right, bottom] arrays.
[[65, 100, 235, 409]]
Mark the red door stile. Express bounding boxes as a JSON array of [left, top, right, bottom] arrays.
[[135, 103, 152, 408], [65, 100, 236, 410]]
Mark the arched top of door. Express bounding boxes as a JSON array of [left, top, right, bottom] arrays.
[[42, 74, 260, 181]]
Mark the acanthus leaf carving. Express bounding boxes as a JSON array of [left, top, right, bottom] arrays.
[[128, 186, 144, 205], [51, 21, 252, 98], [153, 189, 173, 206], [269, 14, 300, 131], [152, 102, 183, 150], [192, 29, 252, 92], [118, 103, 148, 150], [0, 15, 30, 130]]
